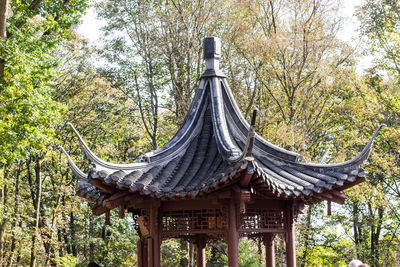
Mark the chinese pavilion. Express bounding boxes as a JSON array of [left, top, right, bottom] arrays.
[[61, 37, 382, 267]]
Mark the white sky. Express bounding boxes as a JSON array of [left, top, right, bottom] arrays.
[[76, 7, 104, 45], [76, 0, 373, 72]]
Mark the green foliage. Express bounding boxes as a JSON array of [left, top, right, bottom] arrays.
[[98, 212, 138, 267], [358, 0, 400, 81], [0, 0, 89, 164], [55, 254, 78, 267], [161, 239, 186, 266], [305, 245, 348, 267], [238, 238, 262, 267], [207, 242, 228, 267]]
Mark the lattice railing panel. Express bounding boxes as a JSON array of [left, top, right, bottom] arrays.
[[240, 209, 284, 230], [162, 209, 226, 232]]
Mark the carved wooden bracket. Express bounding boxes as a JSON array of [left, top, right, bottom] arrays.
[[232, 185, 252, 213], [138, 215, 150, 238]]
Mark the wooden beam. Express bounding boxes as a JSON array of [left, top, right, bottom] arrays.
[[90, 179, 116, 194], [162, 198, 221, 211], [104, 197, 124, 209], [330, 190, 346, 199], [232, 184, 240, 193], [240, 171, 253, 187], [92, 205, 110, 216], [247, 199, 286, 210], [253, 178, 264, 185], [314, 191, 346, 205], [109, 191, 130, 201], [216, 190, 232, 199], [338, 176, 366, 191]]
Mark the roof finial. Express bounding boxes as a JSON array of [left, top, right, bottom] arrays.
[[203, 37, 222, 74]]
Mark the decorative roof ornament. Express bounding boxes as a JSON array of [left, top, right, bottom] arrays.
[[202, 37, 225, 77], [60, 36, 384, 208]]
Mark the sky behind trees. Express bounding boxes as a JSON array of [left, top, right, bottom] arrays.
[[77, 0, 374, 72]]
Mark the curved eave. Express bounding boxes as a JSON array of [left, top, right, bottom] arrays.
[[65, 93, 206, 171], [251, 151, 370, 202], [59, 146, 104, 204], [90, 160, 248, 200], [291, 124, 385, 170], [59, 145, 87, 180]]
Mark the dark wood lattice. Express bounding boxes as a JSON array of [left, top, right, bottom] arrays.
[[162, 209, 226, 232], [240, 209, 284, 231]]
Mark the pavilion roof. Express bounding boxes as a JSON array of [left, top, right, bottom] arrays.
[[61, 37, 382, 207]]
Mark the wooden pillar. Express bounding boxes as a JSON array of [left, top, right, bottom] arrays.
[[147, 237, 153, 267], [196, 235, 207, 267], [228, 200, 239, 267], [137, 240, 143, 267], [264, 234, 275, 267], [285, 204, 296, 267], [148, 205, 161, 267], [138, 239, 148, 267]]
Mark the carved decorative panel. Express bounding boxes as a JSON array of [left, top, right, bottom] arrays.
[[162, 209, 226, 232], [240, 208, 284, 230]]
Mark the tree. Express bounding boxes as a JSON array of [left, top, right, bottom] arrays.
[[358, 0, 400, 81], [96, 0, 226, 150], [0, 1, 89, 265], [222, 0, 355, 161]]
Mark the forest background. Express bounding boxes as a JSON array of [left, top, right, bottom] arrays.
[[0, 0, 399, 266]]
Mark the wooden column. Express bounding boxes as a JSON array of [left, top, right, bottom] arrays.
[[148, 205, 161, 267], [196, 235, 207, 267], [264, 234, 275, 267], [137, 240, 143, 267], [147, 237, 153, 267], [228, 200, 239, 267], [138, 239, 148, 267], [285, 204, 296, 267]]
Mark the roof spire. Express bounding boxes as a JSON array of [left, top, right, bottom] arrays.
[[204, 36, 221, 70], [202, 37, 225, 77]]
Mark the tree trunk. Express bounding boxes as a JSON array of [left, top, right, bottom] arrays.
[[45, 167, 64, 266], [6, 163, 22, 267], [61, 196, 72, 255], [57, 228, 64, 257], [30, 155, 42, 267], [89, 214, 94, 261], [370, 205, 384, 267], [300, 206, 313, 267], [0, 0, 8, 82], [352, 202, 362, 259], [70, 211, 77, 256], [16, 221, 22, 264], [0, 165, 9, 264]]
